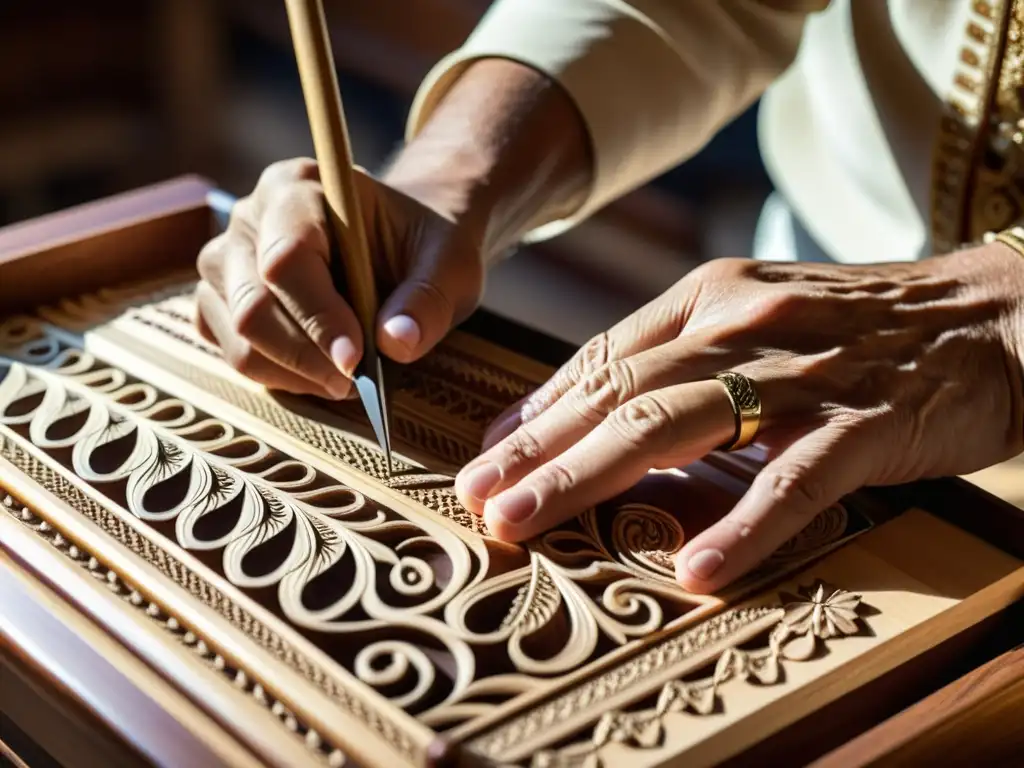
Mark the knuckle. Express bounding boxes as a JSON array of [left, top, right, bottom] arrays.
[[225, 340, 259, 377], [749, 290, 808, 326], [259, 157, 317, 188], [580, 332, 612, 375], [501, 425, 546, 467], [229, 284, 275, 339], [405, 278, 455, 320], [258, 223, 326, 283], [609, 394, 673, 448], [757, 466, 828, 511], [531, 332, 613, 419], [278, 340, 314, 375], [692, 256, 747, 283], [196, 234, 229, 279], [296, 309, 335, 346], [538, 460, 576, 495], [226, 196, 256, 233], [573, 360, 636, 422]]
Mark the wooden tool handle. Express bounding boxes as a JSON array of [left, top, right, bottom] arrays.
[[283, 0, 378, 336]]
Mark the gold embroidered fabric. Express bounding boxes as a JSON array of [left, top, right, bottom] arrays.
[[933, 0, 1024, 253]]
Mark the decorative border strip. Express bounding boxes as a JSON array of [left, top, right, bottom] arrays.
[[99, 316, 490, 536], [471, 582, 868, 767], [0, 491, 345, 766], [529, 583, 866, 768], [0, 433, 418, 764], [467, 605, 780, 760]]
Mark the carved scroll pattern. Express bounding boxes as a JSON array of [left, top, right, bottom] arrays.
[[0, 491, 349, 767], [0, 280, 871, 750], [0, 315, 719, 731], [473, 582, 867, 768]]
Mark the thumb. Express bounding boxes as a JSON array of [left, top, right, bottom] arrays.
[[353, 170, 484, 363], [376, 226, 483, 363]]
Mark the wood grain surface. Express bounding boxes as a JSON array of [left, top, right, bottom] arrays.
[[810, 644, 1024, 767]]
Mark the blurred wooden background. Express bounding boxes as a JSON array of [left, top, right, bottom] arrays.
[[0, 0, 770, 340]]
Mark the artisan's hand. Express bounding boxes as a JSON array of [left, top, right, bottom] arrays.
[[195, 158, 485, 399], [456, 245, 1024, 592], [194, 59, 590, 399]]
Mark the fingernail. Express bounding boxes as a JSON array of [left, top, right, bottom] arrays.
[[383, 314, 421, 350], [330, 336, 359, 376], [461, 462, 502, 501], [491, 487, 538, 525], [684, 549, 725, 581]]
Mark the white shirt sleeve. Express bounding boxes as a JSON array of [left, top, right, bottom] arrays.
[[405, 0, 829, 241]]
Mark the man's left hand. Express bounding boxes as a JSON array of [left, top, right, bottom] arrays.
[[454, 246, 1024, 592]]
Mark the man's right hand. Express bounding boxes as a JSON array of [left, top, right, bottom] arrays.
[[194, 58, 591, 401], [195, 157, 487, 401]]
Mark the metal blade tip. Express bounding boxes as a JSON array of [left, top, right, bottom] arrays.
[[353, 373, 393, 476]]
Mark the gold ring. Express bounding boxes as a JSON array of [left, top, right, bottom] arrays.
[[714, 371, 762, 452]]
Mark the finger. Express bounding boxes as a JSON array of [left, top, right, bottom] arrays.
[[255, 181, 364, 377], [218, 241, 353, 399], [371, 178, 482, 363], [674, 423, 875, 593], [517, 295, 688, 426], [376, 260, 468, 363], [195, 281, 338, 398], [456, 333, 738, 512], [482, 379, 737, 542]]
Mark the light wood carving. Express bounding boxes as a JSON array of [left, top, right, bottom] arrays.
[[1, 276, 1022, 768], [526, 582, 864, 768]]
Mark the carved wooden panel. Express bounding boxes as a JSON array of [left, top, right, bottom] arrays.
[[2, 275, 1022, 768]]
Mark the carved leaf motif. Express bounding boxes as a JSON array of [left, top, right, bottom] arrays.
[[777, 628, 818, 661], [655, 680, 716, 716], [503, 556, 563, 635], [597, 712, 663, 749], [778, 581, 860, 651]]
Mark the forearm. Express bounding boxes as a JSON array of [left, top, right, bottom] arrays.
[[382, 58, 592, 263]]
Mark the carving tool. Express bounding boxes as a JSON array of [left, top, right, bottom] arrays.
[[283, 0, 394, 474]]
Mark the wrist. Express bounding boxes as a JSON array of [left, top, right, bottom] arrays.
[[382, 58, 592, 265], [972, 235, 1024, 439], [982, 228, 1024, 359]]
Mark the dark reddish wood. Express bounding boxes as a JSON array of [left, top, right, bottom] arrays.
[[1, 648, 150, 768], [0, 175, 214, 311], [0, 544, 247, 768], [810, 645, 1024, 767]]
